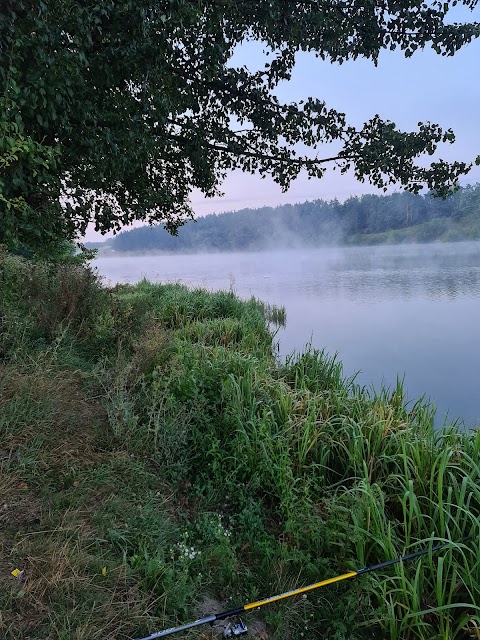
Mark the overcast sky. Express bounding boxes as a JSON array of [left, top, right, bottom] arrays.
[[84, 8, 480, 241]]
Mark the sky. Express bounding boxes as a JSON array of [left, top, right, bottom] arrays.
[[84, 7, 480, 241]]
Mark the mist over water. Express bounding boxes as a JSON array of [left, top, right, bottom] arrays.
[[94, 241, 480, 429]]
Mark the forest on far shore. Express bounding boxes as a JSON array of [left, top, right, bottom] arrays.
[[103, 183, 480, 254]]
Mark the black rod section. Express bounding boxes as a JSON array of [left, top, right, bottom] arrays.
[[357, 535, 472, 576]]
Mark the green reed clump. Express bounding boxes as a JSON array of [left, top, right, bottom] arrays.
[[110, 279, 279, 329]]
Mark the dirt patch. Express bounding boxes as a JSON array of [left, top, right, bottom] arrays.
[[0, 474, 42, 531], [196, 596, 267, 639]]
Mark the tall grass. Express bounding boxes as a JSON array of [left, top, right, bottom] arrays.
[[1, 251, 478, 639]]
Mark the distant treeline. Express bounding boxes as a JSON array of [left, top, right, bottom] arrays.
[[110, 183, 480, 253]]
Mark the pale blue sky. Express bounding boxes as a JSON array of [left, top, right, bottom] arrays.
[[191, 32, 480, 213], [85, 9, 480, 240]]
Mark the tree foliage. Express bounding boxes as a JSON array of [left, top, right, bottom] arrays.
[[1, 0, 479, 252]]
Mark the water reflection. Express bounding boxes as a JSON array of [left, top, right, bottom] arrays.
[[255, 244, 480, 303], [96, 242, 480, 304]]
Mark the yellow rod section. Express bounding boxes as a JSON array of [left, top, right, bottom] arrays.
[[244, 571, 358, 610]]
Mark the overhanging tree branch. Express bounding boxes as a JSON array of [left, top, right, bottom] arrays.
[[1, 0, 478, 252]]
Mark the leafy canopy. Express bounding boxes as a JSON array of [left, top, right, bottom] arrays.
[[1, 0, 479, 252]]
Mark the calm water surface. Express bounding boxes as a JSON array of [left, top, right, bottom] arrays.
[[94, 242, 480, 429]]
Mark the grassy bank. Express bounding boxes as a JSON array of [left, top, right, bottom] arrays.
[[1, 250, 479, 640]]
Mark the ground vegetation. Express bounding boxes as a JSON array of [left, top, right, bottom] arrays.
[[1, 251, 479, 639]]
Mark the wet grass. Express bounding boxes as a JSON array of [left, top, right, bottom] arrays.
[[0, 249, 479, 639]]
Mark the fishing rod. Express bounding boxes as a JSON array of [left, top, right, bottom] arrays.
[[135, 536, 472, 640]]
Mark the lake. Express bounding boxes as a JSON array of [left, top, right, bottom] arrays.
[[94, 242, 480, 429]]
